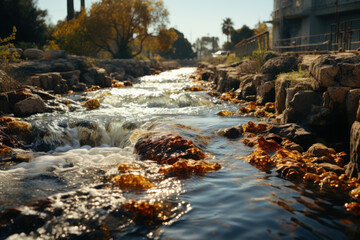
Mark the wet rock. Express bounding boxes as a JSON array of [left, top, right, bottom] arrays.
[[123, 200, 172, 224], [158, 159, 221, 176], [134, 133, 206, 164], [276, 160, 306, 181], [111, 174, 155, 190], [23, 48, 44, 60], [345, 202, 360, 215], [70, 121, 103, 147], [242, 121, 270, 134], [217, 110, 234, 117], [346, 121, 360, 180], [317, 163, 344, 175], [261, 55, 299, 79], [14, 95, 48, 117], [269, 123, 314, 149], [305, 143, 336, 158], [218, 124, 243, 139], [84, 99, 100, 110]]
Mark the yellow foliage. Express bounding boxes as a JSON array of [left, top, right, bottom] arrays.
[[0, 26, 21, 63], [52, 12, 98, 57]]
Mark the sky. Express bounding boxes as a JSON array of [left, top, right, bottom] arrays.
[[38, 0, 274, 45]]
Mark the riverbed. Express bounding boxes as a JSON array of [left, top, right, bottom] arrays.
[[0, 68, 359, 239]]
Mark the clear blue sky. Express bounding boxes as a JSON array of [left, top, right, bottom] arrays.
[[38, 0, 273, 45]]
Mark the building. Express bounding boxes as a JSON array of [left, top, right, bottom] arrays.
[[272, 0, 360, 51]]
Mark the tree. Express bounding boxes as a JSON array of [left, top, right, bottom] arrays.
[[254, 21, 269, 35], [52, 12, 99, 57], [86, 0, 169, 59], [222, 18, 234, 43], [160, 29, 195, 59], [141, 28, 178, 58], [0, 0, 48, 46], [193, 36, 219, 58], [231, 25, 254, 46]]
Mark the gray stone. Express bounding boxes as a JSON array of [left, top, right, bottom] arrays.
[[0, 93, 10, 114], [261, 55, 299, 79], [346, 121, 360, 180], [346, 89, 360, 127], [270, 123, 314, 149], [306, 143, 336, 157], [217, 71, 241, 92], [24, 48, 44, 60], [323, 86, 350, 110], [256, 80, 275, 105], [289, 90, 322, 116], [43, 50, 66, 59], [14, 95, 48, 117], [318, 163, 344, 175]]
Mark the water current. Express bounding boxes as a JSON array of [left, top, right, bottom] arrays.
[[1, 68, 360, 239]]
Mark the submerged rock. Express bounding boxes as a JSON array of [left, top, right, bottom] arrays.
[[111, 174, 155, 190], [134, 133, 206, 164], [158, 159, 221, 176]]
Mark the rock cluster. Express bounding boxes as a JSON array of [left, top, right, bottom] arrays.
[[198, 53, 360, 181], [6, 49, 179, 96]]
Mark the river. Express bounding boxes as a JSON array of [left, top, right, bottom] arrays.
[[0, 68, 359, 239]]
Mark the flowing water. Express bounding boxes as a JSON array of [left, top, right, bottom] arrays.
[[1, 68, 360, 239]]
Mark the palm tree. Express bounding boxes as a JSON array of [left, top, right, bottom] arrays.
[[222, 18, 234, 43]]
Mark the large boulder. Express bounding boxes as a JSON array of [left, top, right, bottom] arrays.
[[275, 74, 312, 114], [323, 87, 350, 110], [310, 55, 360, 90], [236, 74, 263, 99], [284, 90, 322, 122], [23, 48, 44, 60], [347, 89, 360, 127], [256, 80, 275, 105], [305, 143, 336, 157], [43, 50, 66, 59], [216, 70, 241, 92], [81, 68, 111, 88], [261, 55, 299, 79], [269, 123, 314, 149], [0, 93, 11, 114], [14, 95, 48, 117], [236, 59, 257, 74], [346, 120, 360, 180]]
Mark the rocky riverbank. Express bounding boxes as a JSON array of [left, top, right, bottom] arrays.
[[196, 52, 360, 181], [0, 50, 182, 160]]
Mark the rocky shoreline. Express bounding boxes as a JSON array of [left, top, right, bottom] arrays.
[[0, 50, 182, 163], [195, 52, 360, 181]]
